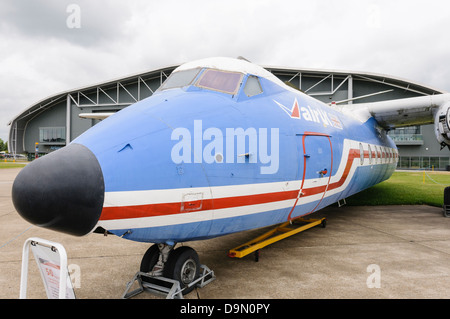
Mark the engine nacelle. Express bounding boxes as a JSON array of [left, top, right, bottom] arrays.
[[434, 102, 450, 149]]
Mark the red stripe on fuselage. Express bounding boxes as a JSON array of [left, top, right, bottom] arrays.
[[99, 148, 362, 221]]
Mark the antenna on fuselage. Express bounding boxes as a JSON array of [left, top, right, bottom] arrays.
[[237, 56, 252, 63]]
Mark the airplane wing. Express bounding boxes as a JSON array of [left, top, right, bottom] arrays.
[[344, 93, 450, 148], [78, 112, 115, 120]]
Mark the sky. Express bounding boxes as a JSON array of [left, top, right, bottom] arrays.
[[1, 0, 450, 143]]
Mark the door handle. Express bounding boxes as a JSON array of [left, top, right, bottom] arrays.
[[319, 169, 328, 177]]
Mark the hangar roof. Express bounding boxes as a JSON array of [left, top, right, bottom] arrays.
[[9, 62, 446, 126], [8, 60, 446, 154]]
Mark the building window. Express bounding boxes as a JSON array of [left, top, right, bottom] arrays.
[[397, 156, 450, 170], [39, 127, 66, 144], [388, 126, 423, 145]]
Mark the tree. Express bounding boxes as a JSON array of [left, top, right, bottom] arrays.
[[0, 138, 6, 152]]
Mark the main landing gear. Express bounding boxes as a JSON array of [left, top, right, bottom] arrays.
[[122, 243, 215, 299]]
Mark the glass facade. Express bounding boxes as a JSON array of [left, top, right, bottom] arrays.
[[388, 126, 423, 145], [39, 127, 66, 144], [397, 156, 450, 170]]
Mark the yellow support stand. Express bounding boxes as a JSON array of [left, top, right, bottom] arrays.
[[228, 217, 326, 260]]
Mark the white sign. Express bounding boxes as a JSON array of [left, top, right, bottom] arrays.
[[20, 238, 75, 299]]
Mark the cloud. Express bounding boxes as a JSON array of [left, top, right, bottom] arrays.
[[1, 0, 450, 142], [0, 0, 133, 47]]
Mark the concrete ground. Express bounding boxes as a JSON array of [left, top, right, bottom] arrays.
[[2, 167, 450, 299]]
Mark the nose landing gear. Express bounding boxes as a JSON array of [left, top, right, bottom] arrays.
[[123, 243, 215, 299], [164, 246, 200, 293]]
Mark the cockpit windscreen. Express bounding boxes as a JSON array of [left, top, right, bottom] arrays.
[[158, 68, 201, 91], [195, 69, 243, 95]]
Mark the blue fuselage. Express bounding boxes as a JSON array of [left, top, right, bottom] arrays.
[[71, 72, 397, 243]]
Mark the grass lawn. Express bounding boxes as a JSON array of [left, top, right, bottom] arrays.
[[346, 171, 450, 207], [0, 162, 27, 169], [1, 162, 449, 207]]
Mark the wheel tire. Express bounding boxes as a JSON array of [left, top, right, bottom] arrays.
[[444, 207, 450, 218], [445, 187, 450, 205], [164, 246, 200, 295], [140, 244, 160, 273], [444, 187, 450, 217], [139, 244, 161, 285]]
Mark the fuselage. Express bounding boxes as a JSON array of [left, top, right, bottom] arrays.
[[73, 58, 397, 243], [12, 57, 398, 244]]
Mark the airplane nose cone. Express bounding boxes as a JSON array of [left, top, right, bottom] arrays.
[[12, 143, 104, 236]]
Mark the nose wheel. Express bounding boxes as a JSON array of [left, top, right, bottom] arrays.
[[139, 244, 201, 295], [164, 246, 200, 294], [124, 243, 215, 298]]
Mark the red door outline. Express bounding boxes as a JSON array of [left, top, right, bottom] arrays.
[[287, 132, 333, 221]]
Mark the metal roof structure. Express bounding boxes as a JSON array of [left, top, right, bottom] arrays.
[[8, 62, 446, 156]]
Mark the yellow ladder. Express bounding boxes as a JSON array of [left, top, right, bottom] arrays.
[[228, 217, 326, 260]]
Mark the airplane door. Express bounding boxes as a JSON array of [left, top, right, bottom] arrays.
[[288, 133, 333, 220]]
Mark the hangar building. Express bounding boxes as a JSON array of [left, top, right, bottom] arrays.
[[8, 62, 450, 170]]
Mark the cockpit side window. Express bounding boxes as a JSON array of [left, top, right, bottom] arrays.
[[195, 69, 243, 95], [158, 68, 201, 91], [243, 76, 263, 97]]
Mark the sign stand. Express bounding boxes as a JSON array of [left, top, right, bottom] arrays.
[[20, 237, 75, 299]]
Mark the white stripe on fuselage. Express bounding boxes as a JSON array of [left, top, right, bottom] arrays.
[[97, 139, 397, 230]]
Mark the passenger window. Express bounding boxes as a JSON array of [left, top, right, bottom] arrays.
[[378, 147, 381, 164], [243, 76, 263, 97], [359, 143, 364, 165]]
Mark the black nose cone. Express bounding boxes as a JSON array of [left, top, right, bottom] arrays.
[[12, 143, 105, 236]]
